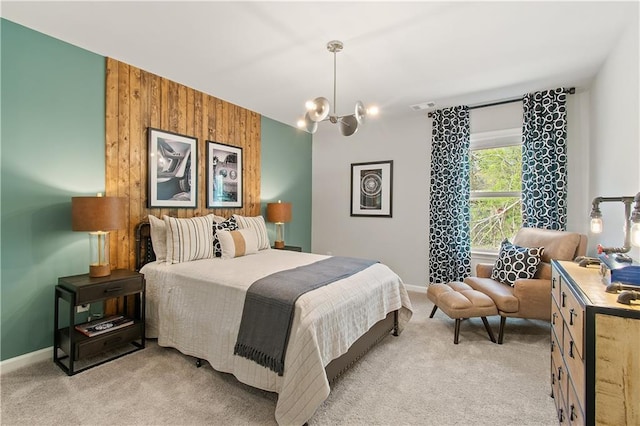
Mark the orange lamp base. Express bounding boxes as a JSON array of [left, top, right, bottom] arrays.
[[89, 264, 111, 278]]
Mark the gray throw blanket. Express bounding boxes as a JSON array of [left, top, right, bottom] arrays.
[[233, 256, 378, 376]]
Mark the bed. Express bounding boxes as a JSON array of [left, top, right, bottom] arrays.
[[135, 219, 413, 425]]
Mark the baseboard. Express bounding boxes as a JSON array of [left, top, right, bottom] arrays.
[[404, 284, 426, 293], [0, 346, 52, 375]]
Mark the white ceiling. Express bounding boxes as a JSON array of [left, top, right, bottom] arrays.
[[2, 1, 637, 128]]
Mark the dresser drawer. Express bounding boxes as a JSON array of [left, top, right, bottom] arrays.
[[558, 280, 584, 360], [74, 276, 143, 304], [551, 335, 569, 405], [551, 354, 566, 422], [551, 298, 563, 350], [567, 379, 585, 425], [563, 322, 585, 410], [551, 268, 562, 310], [75, 322, 143, 358]]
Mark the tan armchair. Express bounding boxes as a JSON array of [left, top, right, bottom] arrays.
[[464, 227, 587, 343]]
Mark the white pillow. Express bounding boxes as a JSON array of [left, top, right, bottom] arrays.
[[164, 214, 215, 264], [216, 229, 259, 259], [148, 214, 167, 262], [232, 215, 270, 250]]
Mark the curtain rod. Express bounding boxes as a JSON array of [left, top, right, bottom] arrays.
[[427, 87, 575, 118]]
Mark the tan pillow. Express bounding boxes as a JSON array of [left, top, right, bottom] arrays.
[[216, 229, 258, 259], [164, 214, 215, 264], [148, 214, 167, 262], [232, 215, 270, 250]]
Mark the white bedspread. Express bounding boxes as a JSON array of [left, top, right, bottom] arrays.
[[141, 249, 412, 425]]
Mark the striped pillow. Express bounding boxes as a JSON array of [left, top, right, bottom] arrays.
[[164, 214, 215, 264], [233, 215, 270, 250], [217, 229, 259, 259], [148, 214, 167, 262]]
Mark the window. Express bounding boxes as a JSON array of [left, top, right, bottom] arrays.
[[469, 128, 522, 251]]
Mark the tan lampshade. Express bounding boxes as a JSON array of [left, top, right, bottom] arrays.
[[266, 202, 292, 224], [72, 196, 127, 231], [72, 196, 127, 278]]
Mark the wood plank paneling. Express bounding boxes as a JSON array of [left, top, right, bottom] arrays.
[[105, 58, 261, 271], [595, 314, 640, 426]]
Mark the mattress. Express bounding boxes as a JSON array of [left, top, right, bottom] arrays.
[[141, 249, 413, 425]]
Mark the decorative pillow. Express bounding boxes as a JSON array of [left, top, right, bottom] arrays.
[[213, 216, 238, 257], [164, 215, 215, 264], [491, 239, 544, 286], [216, 229, 259, 259], [233, 214, 270, 250], [148, 214, 167, 262], [213, 215, 227, 224]]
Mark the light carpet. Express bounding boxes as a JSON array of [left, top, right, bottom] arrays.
[[0, 290, 557, 425]]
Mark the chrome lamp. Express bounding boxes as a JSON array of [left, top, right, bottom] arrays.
[[297, 40, 378, 137], [589, 192, 640, 254]]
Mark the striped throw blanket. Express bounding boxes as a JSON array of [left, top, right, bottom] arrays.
[[234, 256, 378, 375]]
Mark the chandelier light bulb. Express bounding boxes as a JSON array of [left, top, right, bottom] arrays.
[[590, 217, 603, 234], [298, 40, 376, 136], [367, 106, 379, 116]]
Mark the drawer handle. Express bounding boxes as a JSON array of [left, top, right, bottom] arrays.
[[569, 340, 575, 358], [552, 312, 557, 325], [561, 291, 567, 307], [551, 370, 555, 385], [104, 336, 123, 346], [557, 366, 563, 381], [558, 407, 564, 423], [569, 308, 576, 326], [104, 287, 123, 293], [551, 339, 555, 352], [552, 277, 557, 289], [570, 404, 577, 421]]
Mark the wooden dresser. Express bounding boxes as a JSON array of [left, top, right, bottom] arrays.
[[551, 260, 640, 425]]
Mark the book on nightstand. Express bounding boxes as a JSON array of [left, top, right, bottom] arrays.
[[75, 315, 134, 337]]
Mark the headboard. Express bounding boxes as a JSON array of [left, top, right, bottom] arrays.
[[135, 222, 155, 271]]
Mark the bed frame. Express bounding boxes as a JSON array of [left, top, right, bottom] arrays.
[[134, 221, 398, 384]]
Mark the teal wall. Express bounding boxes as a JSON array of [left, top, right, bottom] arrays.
[[1, 19, 106, 360], [260, 118, 312, 252], [0, 19, 313, 361]]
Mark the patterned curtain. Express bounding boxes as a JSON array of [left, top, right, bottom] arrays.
[[429, 106, 471, 284], [521, 88, 568, 230]]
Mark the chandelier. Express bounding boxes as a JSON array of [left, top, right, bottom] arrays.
[[297, 40, 378, 136]]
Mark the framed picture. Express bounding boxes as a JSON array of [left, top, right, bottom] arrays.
[[350, 160, 393, 217], [206, 141, 243, 208], [147, 128, 197, 208]]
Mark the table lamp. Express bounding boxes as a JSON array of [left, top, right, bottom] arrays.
[[72, 194, 127, 277], [266, 200, 292, 249], [589, 192, 640, 254]]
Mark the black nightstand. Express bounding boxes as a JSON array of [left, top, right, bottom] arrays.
[[53, 269, 145, 375], [272, 245, 302, 252]]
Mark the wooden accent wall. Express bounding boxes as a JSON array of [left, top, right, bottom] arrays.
[[105, 58, 261, 271]]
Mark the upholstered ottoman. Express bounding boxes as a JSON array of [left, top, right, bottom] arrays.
[[427, 282, 498, 344]]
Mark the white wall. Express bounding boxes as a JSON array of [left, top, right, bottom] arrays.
[[312, 14, 639, 286], [312, 94, 592, 287], [312, 114, 430, 286], [589, 19, 640, 259]]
